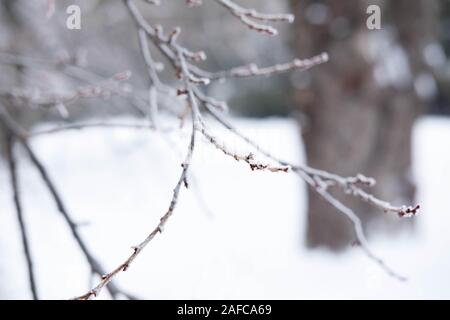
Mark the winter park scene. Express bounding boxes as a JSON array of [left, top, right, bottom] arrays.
[[0, 0, 450, 300]]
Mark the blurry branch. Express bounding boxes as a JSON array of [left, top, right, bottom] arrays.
[[0, 71, 132, 113], [137, 29, 164, 127], [5, 135, 38, 300], [198, 123, 289, 172], [144, 0, 161, 5], [0, 53, 151, 118], [0, 103, 137, 300], [28, 121, 158, 137]]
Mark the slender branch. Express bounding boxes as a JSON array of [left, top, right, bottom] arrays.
[[205, 53, 329, 81], [0, 71, 132, 109], [203, 103, 414, 280], [0, 104, 136, 299], [74, 102, 198, 300], [214, 0, 294, 35], [28, 121, 160, 137], [74, 2, 213, 298], [198, 123, 288, 172], [21, 139, 138, 299], [0, 53, 150, 118], [313, 184, 407, 281], [5, 134, 39, 299]]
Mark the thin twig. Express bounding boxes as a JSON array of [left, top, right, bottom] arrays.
[[5, 134, 39, 300], [0, 103, 136, 299], [28, 122, 160, 137], [215, 0, 294, 35], [73, 101, 198, 300], [71, 0, 418, 298], [203, 103, 413, 280], [198, 123, 289, 172], [73, 4, 205, 298], [204, 53, 329, 81]]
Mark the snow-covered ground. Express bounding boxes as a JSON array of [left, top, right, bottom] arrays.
[[0, 115, 449, 299]]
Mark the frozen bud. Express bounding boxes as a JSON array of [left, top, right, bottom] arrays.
[[192, 51, 207, 62], [320, 52, 329, 63], [154, 62, 164, 72], [284, 14, 295, 23], [293, 59, 305, 67], [169, 27, 181, 44], [113, 70, 132, 81], [217, 101, 228, 112], [121, 83, 133, 93], [199, 77, 210, 85], [55, 102, 69, 119], [248, 63, 258, 73], [154, 25, 163, 36], [177, 89, 188, 96]]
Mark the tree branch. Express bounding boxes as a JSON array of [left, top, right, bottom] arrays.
[[5, 134, 39, 299], [0, 103, 136, 299]]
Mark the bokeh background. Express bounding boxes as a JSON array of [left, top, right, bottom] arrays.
[[0, 0, 449, 299]]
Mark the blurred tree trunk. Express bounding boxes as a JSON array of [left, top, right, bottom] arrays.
[[290, 0, 440, 250]]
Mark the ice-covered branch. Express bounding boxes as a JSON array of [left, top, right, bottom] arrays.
[[215, 0, 294, 35], [0, 104, 137, 300], [0, 0, 419, 299], [5, 135, 39, 299], [0, 71, 131, 112], [71, 0, 419, 299]]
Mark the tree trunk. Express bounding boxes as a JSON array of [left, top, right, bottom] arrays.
[[290, 0, 440, 250]]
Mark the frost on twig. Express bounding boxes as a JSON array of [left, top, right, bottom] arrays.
[[0, 71, 132, 111], [215, 0, 294, 36], [70, 0, 420, 299]]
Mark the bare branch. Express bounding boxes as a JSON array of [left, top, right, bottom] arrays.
[[198, 123, 289, 172], [1, 0, 418, 299], [74, 3, 205, 298], [215, 0, 294, 36], [5, 135, 39, 300], [74, 99, 198, 300], [0, 71, 132, 110], [0, 53, 150, 118], [71, 0, 418, 297], [28, 121, 160, 137], [203, 103, 415, 279], [0, 104, 136, 300], [205, 53, 329, 81]]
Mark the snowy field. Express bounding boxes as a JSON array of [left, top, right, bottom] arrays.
[[0, 115, 449, 299]]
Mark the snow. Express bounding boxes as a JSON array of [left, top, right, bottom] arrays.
[[1, 116, 449, 299]]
